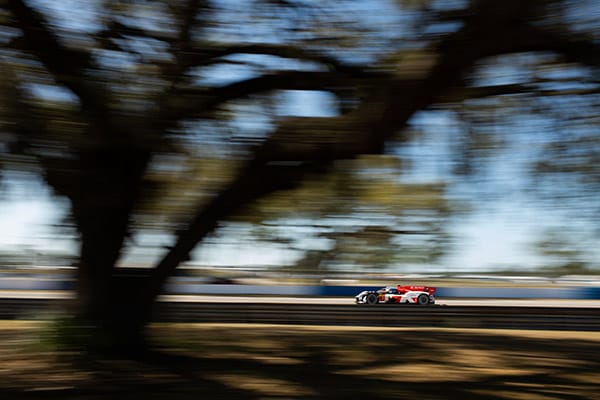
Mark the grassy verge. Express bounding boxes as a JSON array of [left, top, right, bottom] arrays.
[[1, 321, 599, 399]]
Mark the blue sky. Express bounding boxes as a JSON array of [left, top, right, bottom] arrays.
[[0, 174, 72, 253]]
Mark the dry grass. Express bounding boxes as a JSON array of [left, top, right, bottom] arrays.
[[1, 321, 600, 399]]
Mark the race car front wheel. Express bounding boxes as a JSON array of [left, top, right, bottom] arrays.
[[365, 293, 378, 305]]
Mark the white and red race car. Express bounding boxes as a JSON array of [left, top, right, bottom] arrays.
[[355, 285, 436, 305]]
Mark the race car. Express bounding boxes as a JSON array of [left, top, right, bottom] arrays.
[[355, 285, 436, 305]]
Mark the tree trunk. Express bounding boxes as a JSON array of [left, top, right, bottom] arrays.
[[67, 147, 151, 355], [72, 212, 150, 354]]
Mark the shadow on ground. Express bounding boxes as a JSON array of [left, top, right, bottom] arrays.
[[1, 323, 599, 399]]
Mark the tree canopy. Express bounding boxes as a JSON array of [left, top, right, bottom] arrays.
[[1, 0, 598, 350]]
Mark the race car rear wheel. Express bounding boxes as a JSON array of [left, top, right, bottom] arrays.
[[417, 294, 429, 305], [365, 293, 378, 305]]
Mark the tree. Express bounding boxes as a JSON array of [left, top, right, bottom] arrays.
[[1, 0, 598, 353], [241, 156, 451, 274]]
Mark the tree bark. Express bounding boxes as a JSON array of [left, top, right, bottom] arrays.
[[67, 147, 150, 354]]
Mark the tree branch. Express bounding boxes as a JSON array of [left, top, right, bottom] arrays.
[[6, 0, 110, 120], [97, 20, 174, 45], [142, 156, 321, 304], [182, 43, 365, 73], [144, 0, 600, 305], [163, 69, 377, 122]]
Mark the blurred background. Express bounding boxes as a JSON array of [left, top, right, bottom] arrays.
[[0, 0, 599, 283], [1, 1, 600, 399]]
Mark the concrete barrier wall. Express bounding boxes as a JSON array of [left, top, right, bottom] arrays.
[[434, 287, 585, 299], [581, 287, 600, 299], [164, 283, 320, 296], [0, 278, 73, 291], [320, 286, 597, 299], [1, 278, 600, 299]]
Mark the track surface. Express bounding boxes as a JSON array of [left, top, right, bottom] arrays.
[[1, 293, 600, 331], [160, 295, 600, 308], [2, 291, 600, 307]]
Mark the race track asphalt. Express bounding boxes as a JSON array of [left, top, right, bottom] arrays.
[[1, 290, 600, 307]]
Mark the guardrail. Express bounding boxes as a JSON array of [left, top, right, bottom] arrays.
[[2, 298, 600, 331]]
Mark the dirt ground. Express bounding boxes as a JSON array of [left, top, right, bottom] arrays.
[[1, 321, 600, 400]]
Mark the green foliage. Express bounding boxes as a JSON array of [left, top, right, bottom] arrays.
[[40, 316, 100, 354], [232, 155, 451, 272], [539, 262, 592, 277]]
